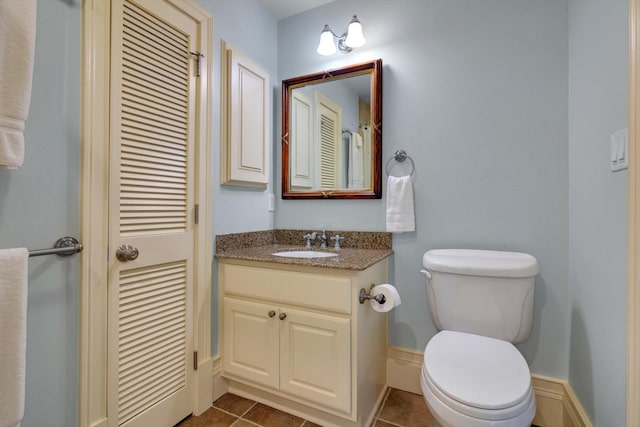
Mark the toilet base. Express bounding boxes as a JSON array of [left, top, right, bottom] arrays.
[[420, 367, 536, 427]]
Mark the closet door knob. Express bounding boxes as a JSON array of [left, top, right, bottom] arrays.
[[268, 310, 276, 318], [116, 244, 139, 262], [279, 313, 287, 320]]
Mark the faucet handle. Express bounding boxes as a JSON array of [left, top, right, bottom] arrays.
[[303, 232, 317, 248], [330, 235, 344, 250]]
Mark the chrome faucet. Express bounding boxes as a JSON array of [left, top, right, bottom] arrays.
[[319, 230, 328, 249], [303, 232, 317, 248]]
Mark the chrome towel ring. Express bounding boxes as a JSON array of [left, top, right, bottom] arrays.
[[385, 150, 415, 177]]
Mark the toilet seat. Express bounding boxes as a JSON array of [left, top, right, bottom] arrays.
[[422, 331, 534, 423], [421, 370, 536, 427]]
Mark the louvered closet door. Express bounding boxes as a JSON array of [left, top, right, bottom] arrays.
[[107, 1, 200, 426], [315, 93, 342, 189]]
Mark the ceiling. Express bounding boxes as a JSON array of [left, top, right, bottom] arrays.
[[256, 0, 336, 20]]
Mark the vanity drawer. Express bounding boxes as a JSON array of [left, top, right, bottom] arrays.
[[223, 264, 352, 314]]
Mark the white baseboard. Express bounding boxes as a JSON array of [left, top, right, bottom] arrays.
[[531, 374, 593, 427], [386, 346, 592, 427], [386, 346, 423, 394], [211, 354, 227, 403], [193, 355, 226, 416], [194, 357, 214, 416]]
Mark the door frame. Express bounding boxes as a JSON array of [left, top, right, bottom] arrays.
[[78, 1, 213, 426], [630, 1, 640, 426]]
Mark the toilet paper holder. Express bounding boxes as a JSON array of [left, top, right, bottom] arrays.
[[359, 285, 386, 305]]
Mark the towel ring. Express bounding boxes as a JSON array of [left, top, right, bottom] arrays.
[[385, 150, 415, 177]]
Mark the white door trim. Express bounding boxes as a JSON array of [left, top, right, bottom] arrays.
[[629, 2, 640, 427], [79, 1, 213, 425]]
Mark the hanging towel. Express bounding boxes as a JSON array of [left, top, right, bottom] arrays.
[[348, 132, 364, 188], [0, 248, 28, 427], [0, 0, 37, 169], [386, 175, 415, 232]]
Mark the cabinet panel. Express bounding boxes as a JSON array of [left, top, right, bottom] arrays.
[[223, 298, 278, 389], [220, 41, 270, 187], [279, 308, 351, 413], [224, 264, 352, 314]]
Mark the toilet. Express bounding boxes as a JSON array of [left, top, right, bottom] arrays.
[[420, 249, 539, 427]]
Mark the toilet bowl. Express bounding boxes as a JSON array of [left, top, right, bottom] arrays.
[[420, 331, 535, 427], [420, 249, 539, 427]]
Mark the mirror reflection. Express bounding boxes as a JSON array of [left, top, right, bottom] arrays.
[[290, 75, 371, 190], [282, 59, 382, 199]]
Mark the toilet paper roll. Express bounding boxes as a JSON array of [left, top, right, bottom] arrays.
[[369, 284, 401, 313]]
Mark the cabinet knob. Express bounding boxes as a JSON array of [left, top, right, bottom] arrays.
[[268, 310, 276, 318], [279, 312, 287, 320]]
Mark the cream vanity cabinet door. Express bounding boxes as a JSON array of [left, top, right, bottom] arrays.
[[224, 297, 352, 413], [279, 307, 351, 413], [222, 297, 279, 389]]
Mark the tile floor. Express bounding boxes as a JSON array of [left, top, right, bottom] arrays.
[[176, 387, 440, 427]]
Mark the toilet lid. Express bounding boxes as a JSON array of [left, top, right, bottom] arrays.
[[424, 331, 531, 411]]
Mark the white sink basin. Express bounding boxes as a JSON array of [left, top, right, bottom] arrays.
[[272, 250, 338, 259]]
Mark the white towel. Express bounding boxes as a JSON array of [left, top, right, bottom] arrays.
[[386, 175, 415, 232], [348, 132, 364, 188], [0, 248, 29, 427], [0, 0, 37, 169]]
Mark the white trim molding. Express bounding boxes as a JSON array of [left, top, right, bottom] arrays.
[[629, 1, 640, 426], [386, 346, 592, 427], [212, 354, 228, 403], [79, 1, 111, 424]]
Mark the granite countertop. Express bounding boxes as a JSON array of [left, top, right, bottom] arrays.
[[215, 230, 393, 271]]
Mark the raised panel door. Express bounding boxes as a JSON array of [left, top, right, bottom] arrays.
[[279, 307, 351, 413], [223, 297, 279, 389]]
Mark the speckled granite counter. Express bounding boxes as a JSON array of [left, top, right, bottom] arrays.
[[215, 230, 393, 271]]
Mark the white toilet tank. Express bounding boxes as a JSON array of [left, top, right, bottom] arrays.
[[422, 249, 539, 344]]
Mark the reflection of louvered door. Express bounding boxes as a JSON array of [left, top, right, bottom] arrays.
[[319, 114, 337, 188], [315, 93, 342, 189], [107, 1, 199, 426]]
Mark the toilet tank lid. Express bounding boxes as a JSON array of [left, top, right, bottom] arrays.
[[422, 249, 539, 278]]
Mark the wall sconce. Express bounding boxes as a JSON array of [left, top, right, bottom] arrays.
[[316, 15, 366, 56]]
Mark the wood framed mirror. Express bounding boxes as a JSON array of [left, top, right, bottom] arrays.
[[282, 59, 382, 199]]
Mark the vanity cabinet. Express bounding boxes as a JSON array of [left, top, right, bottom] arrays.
[[223, 297, 351, 412], [219, 259, 388, 427]]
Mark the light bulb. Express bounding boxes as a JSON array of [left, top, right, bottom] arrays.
[[344, 15, 365, 48], [317, 25, 337, 55]]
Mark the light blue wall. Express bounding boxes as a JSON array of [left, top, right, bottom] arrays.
[[0, 1, 80, 426], [199, 0, 278, 236], [568, 0, 628, 424], [276, 0, 570, 378], [196, 0, 278, 355]]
